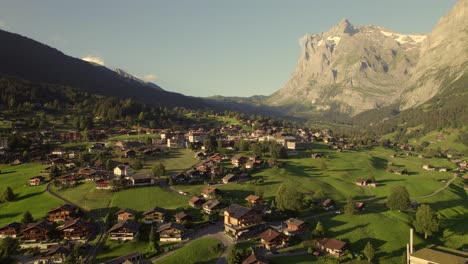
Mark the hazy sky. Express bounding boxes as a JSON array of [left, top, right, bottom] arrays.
[[0, 0, 458, 97]]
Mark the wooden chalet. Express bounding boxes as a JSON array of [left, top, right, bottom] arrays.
[[222, 174, 237, 184], [109, 220, 140, 241], [42, 243, 72, 263], [245, 195, 263, 205], [284, 218, 307, 236], [21, 220, 55, 242], [202, 200, 222, 215], [174, 211, 192, 223], [95, 178, 111, 190], [355, 202, 366, 212], [0, 222, 22, 238], [201, 187, 222, 199], [143, 207, 166, 224], [117, 208, 138, 221], [316, 238, 348, 257], [224, 204, 263, 238], [48, 204, 80, 222], [55, 174, 77, 187], [231, 155, 248, 167], [104, 252, 150, 264], [157, 222, 186, 242], [129, 173, 156, 186], [29, 175, 46, 186], [258, 228, 287, 250], [242, 249, 269, 264], [188, 196, 204, 208], [59, 218, 92, 240]]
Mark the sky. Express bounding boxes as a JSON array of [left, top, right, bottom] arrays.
[[0, 0, 458, 97]]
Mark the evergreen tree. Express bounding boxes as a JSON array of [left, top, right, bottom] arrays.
[[1, 187, 15, 202], [414, 204, 439, 239], [21, 211, 34, 225], [363, 241, 375, 263], [152, 163, 166, 177], [387, 186, 411, 211], [227, 245, 242, 264], [344, 196, 356, 216], [0, 237, 18, 258], [312, 221, 325, 238], [275, 184, 304, 212]]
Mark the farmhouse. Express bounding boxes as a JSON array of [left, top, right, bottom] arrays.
[[316, 238, 348, 257], [258, 228, 287, 250], [42, 243, 72, 263], [0, 222, 22, 238], [189, 196, 204, 208], [242, 250, 269, 264], [95, 179, 111, 190], [175, 211, 192, 223], [59, 218, 92, 240], [113, 164, 134, 177], [245, 195, 263, 205], [410, 245, 468, 264], [21, 221, 55, 242], [117, 208, 138, 221], [222, 174, 237, 184], [157, 222, 186, 242], [355, 202, 366, 212], [109, 220, 140, 241], [48, 204, 80, 222], [224, 204, 263, 238], [355, 179, 377, 188], [284, 218, 307, 236], [29, 175, 46, 186], [202, 199, 222, 215], [201, 187, 222, 199], [129, 173, 156, 186], [231, 155, 248, 167], [104, 252, 150, 264], [143, 207, 166, 224]]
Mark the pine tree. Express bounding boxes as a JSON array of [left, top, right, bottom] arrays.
[[1, 187, 15, 202], [21, 211, 34, 225], [414, 204, 439, 239], [387, 186, 411, 211], [312, 221, 325, 238], [344, 196, 356, 216]]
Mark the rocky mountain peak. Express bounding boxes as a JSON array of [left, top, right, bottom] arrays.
[[329, 18, 358, 35]]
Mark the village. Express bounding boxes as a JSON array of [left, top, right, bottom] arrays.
[[0, 115, 467, 264]]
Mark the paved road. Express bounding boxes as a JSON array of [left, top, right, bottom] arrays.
[[46, 181, 106, 264], [412, 174, 458, 199]]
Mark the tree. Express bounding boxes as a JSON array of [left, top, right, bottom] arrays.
[[1, 187, 15, 202], [363, 241, 375, 263], [227, 245, 242, 264], [152, 163, 166, 177], [21, 211, 34, 225], [344, 196, 356, 216], [275, 184, 304, 212], [414, 204, 439, 239], [312, 221, 325, 238], [387, 186, 411, 211], [251, 143, 262, 157], [0, 237, 18, 257], [132, 160, 143, 170], [255, 186, 265, 198], [146, 225, 160, 255]]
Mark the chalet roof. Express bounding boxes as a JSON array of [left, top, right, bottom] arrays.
[[202, 200, 221, 210], [355, 202, 365, 209], [117, 208, 138, 216], [317, 238, 347, 251], [0, 222, 22, 231], [156, 222, 185, 233], [143, 207, 166, 215], [43, 243, 72, 257], [242, 251, 269, 264], [21, 220, 54, 233], [412, 245, 468, 264], [202, 187, 221, 195], [245, 195, 261, 202], [258, 228, 284, 243], [174, 211, 191, 220], [130, 173, 154, 180], [48, 203, 79, 214], [108, 220, 140, 233], [59, 218, 90, 230], [222, 174, 237, 180], [285, 218, 305, 227], [225, 204, 252, 219], [189, 196, 203, 204], [355, 178, 368, 184], [29, 175, 46, 180], [231, 155, 247, 161]]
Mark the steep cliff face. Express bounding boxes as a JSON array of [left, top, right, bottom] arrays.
[[268, 0, 467, 116], [400, 0, 468, 108]]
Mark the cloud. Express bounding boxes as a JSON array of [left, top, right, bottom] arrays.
[[142, 74, 158, 82], [82, 55, 105, 66]]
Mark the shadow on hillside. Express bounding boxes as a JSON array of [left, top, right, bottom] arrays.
[[16, 190, 45, 201], [0, 171, 16, 175], [331, 223, 369, 238], [0, 212, 21, 220], [371, 157, 388, 170], [258, 181, 282, 186]]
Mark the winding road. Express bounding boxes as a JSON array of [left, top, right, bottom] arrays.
[[411, 173, 458, 199], [46, 181, 106, 264]]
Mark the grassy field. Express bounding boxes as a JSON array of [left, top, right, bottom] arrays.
[[96, 239, 177, 263], [0, 163, 62, 227], [409, 128, 468, 155], [108, 133, 160, 141], [155, 237, 223, 264]]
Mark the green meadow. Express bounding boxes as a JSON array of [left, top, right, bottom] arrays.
[[155, 237, 223, 264]]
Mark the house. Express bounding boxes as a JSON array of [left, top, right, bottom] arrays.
[[286, 141, 313, 150], [157, 222, 186, 242], [311, 153, 323, 159], [201, 187, 222, 199], [0, 222, 22, 238], [222, 174, 237, 184], [284, 218, 307, 236], [129, 173, 156, 186], [409, 245, 468, 264], [109, 220, 140, 241], [95, 179, 111, 190], [209, 153, 226, 163], [242, 250, 269, 264], [422, 164, 433, 171], [314, 198, 335, 210], [224, 204, 263, 238], [258, 228, 287, 250], [59, 218, 92, 240], [202, 199, 223, 215], [48, 204, 80, 222], [55, 174, 78, 187], [231, 155, 248, 167], [175, 211, 192, 223], [117, 209, 138, 221], [237, 172, 252, 182], [316, 238, 348, 257], [245, 195, 263, 205], [113, 164, 134, 177], [355, 202, 366, 212], [21, 220, 55, 242], [42, 243, 72, 264], [189, 196, 204, 208], [143, 207, 166, 224], [104, 252, 151, 264], [29, 175, 46, 186]]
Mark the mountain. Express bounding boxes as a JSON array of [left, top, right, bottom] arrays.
[[267, 0, 467, 116], [0, 29, 207, 109], [114, 68, 164, 91]]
